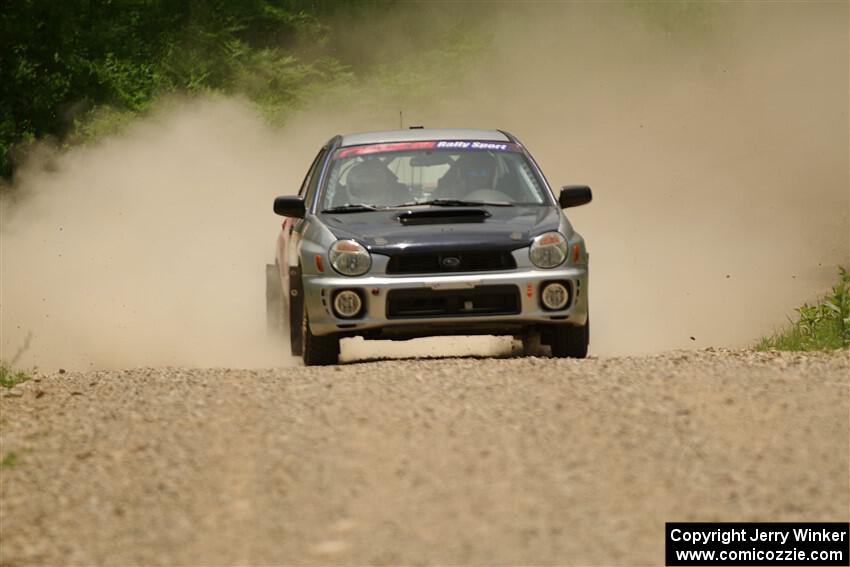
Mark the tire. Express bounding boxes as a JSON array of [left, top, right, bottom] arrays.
[[550, 319, 589, 359], [266, 263, 282, 333], [301, 303, 340, 366]]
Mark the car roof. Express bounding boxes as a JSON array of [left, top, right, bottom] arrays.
[[339, 128, 511, 147]]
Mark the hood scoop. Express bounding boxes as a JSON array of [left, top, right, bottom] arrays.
[[397, 208, 491, 226]]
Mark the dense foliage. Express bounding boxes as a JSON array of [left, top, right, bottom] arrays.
[[1, 1, 720, 180], [0, 0, 370, 177]]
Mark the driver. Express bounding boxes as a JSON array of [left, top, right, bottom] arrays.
[[345, 159, 405, 205], [435, 151, 498, 199]]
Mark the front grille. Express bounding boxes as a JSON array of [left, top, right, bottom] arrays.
[[386, 250, 516, 274], [386, 285, 520, 319]]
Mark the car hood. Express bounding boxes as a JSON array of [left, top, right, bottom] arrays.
[[318, 205, 561, 254]]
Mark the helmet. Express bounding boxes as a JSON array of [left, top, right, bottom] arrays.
[[345, 159, 398, 204], [455, 152, 498, 191]]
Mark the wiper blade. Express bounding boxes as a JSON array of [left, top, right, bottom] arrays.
[[324, 200, 515, 213], [397, 198, 514, 207], [321, 203, 387, 213]]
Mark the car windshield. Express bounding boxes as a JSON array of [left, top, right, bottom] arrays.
[[321, 141, 550, 210]]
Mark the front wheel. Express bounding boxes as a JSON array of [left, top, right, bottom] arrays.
[[549, 319, 589, 359], [301, 304, 340, 366]]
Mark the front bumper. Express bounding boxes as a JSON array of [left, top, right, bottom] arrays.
[[303, 266, 589, 337]]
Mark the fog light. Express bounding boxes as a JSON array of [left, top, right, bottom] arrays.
[[541, 282, 569, 310], [333, 290, 363, 318]]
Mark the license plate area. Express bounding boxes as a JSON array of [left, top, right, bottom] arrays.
[[386, 285, 520, 318]]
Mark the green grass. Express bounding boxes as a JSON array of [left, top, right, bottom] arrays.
[[0, 361, 31, 389], [1, 451, 20, 469], [756, 267, 850, 351], [1, 331, 33, 388]]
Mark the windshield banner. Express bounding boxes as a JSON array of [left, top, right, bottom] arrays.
[[336, 140, 521, 158]]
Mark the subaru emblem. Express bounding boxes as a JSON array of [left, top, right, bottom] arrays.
[[442, 256, 461, 268]]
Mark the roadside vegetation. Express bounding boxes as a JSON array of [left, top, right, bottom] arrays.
[[0, 0, 495, 179], [1, 1, 716, 181], [756, 268, 850, 351], [0, 333, 33, 389], [0, 362, 31, 389], [1, 451, 20, 469]]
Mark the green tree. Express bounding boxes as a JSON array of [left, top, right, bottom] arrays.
[[0, 0, 357, 178]]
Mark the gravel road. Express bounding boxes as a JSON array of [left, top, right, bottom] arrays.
[[1, 349, 848, 566]]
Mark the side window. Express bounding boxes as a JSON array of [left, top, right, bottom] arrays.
[[513, 159, 546, 204], [298, 148, 327, 197]]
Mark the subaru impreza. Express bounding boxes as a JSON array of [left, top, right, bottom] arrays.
[[267, 128, 592, 365]]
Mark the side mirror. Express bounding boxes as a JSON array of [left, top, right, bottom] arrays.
[[559, 185, 592, 208], [273, 196, 306, 218]]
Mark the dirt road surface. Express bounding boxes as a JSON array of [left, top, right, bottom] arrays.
[[1, 349, 848, 566]]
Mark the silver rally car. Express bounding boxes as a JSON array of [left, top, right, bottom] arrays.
[[267, 128, 592, 365]]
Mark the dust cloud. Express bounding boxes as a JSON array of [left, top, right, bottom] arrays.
[[2, 3, 847, 368], [1, 99, 303, 369]]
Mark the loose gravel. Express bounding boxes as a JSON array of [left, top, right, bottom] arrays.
[[1, 349, 848, 565]]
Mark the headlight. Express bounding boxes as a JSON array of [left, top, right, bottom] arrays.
[[529, 232, 567, 268], [329, 239, 371, 276]]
